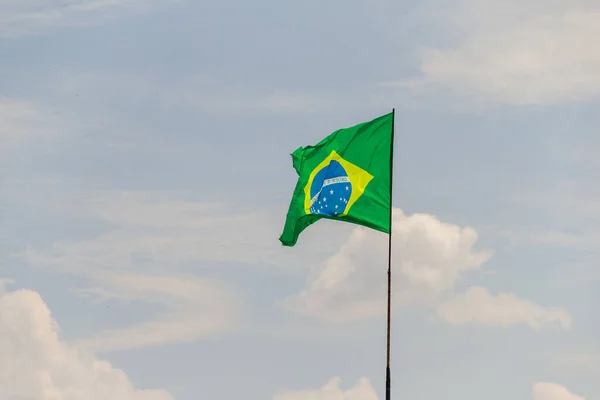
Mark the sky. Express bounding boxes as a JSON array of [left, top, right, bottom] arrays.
[[0, 0, 599, 399]]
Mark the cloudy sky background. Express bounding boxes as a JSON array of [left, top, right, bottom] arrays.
[[1, 0, 599, 399]]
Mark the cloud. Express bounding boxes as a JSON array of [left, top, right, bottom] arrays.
[[46, 70, 328, 116], [271, 378, 587, 400], [533, 382, 586, 400], [18, 192, 257, 353], [0, 286, 174, 400], [0, 98, 61, 153], [273, 377, 378, 400], [282, 208, 492, 321], [21, 190, 306, 272], [389, 0, 600, 106], [19, 190, 320, 352], [283, 209, 573, 328], [75, 273, 242, 353], [436, 286, 572, 329], [0, 0, 178, 38]]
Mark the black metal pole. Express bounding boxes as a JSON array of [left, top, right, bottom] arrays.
[[385, 108, 395, 400]]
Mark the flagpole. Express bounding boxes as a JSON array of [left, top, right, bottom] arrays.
[[385, 108, 395, 400]]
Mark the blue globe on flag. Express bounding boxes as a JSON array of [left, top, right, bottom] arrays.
[[308, 160, 352, 216]]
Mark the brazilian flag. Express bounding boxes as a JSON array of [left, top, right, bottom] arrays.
[[280, 111, 394, 246]]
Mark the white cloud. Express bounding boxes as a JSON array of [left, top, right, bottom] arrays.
[[533, 382, 586, 400], [391, 0, 600, 106], [436, 286, 572, 329], [282, 208, 492, 321], [35, 69, 327, 117], [0, 286, 174, 400], [271, 378, 587, 400], [0, 0, 177, 37], [16, 191, 258, 353], [19, 190, 323, 352], [75, 273, 242, 353], [21, 190, 313, 272], [0, 98, 60, 153], [22, 187, 338, 273], [273, 377, 378, 400], [283, 209, 573, 328]]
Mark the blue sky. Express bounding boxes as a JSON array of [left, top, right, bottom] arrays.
[[0, 1, 599, 399]]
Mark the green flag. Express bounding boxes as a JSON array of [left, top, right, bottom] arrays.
[[279, 111, 394, 246]]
